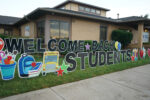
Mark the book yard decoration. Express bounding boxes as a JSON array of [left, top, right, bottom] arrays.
[[0, 38, 149, 80]]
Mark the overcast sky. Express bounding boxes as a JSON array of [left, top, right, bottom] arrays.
[[0, 0, 150, 19]]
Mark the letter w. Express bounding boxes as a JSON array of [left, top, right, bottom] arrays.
[[5, 39, 23, 53]]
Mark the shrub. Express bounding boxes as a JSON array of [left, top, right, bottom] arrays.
[[0, 34, 9, 39], [111, 30, 133, 48]]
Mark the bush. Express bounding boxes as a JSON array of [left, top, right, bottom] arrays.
[[111, 30, 133, 48], [0, 34, 9, 39]]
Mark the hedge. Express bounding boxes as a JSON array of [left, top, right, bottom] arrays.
[[111, 30, 133, 48]]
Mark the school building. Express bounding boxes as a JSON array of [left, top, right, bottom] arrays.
[[0, 0, 150, 48]]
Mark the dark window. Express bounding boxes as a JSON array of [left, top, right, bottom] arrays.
[[37, 20, 45, 38], [50, 20, 69, 39], [100, 26, 107, 41]]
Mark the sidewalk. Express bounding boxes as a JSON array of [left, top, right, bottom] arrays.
[[1, 64, 150, 100]]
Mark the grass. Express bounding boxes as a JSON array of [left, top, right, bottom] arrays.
[[0, 54, 150, 98]]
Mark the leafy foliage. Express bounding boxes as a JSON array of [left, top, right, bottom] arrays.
[[111, 30, 133, 48]]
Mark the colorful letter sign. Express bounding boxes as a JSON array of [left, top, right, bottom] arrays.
[[0, 38, 149, 80]]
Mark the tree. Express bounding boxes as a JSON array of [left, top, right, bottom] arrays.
[[144, 14, 149, 18]]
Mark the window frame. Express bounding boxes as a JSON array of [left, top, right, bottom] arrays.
[[37, 20, 45, 38], [91, 8, 96, 13], [100, 25, 108, 41], [24, 25, 30, 37], [85, 7, 91, 12], [50, 20, 70, 40]]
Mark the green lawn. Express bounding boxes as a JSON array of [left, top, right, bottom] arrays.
[[0, 54, 150, 98]]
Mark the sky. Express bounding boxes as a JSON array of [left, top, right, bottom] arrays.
[[0, 0, 150, 19]]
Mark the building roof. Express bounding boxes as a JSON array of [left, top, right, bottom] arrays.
[[0, 15, 21, 25], [15, 8, 116, 26], [54, 0, 110, 11], [117, 16, 149, 23], [17, 8, 150, 23], [14, 8, 150, 26]]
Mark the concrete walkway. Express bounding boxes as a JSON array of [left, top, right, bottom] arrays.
[[1, 64, 150, 100]]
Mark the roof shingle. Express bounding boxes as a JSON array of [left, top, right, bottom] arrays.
[[0, 15, 21, 25]]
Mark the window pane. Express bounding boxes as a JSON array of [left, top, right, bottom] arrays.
[[37, 21, 45, 38], [25, 26, 30, 36], [96, 10, 100, 14], [79, 6, 84, 11], [50, 20, 59, 39], [50, 20, 70, 39], [85, 8, 90, 12], [100, 26, 107, 41], [91, 9, 96, 13], [60, 22, 69, 39]]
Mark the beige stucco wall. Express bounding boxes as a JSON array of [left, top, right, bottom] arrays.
[[21, 21, 36, 38], [13, 28, 19, 35], [71, 18, 100, 42], [0, 28, 4, 34], [65, 3, 71, 10], [70, 3, 79, 11], [64, 3, 106, 17], [65, 3, 79, 11], [19, 14, 142, 49], [107, 24, 118, 41], [101, 10, 106, 17]]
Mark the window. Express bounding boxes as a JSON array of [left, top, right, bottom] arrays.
[[96, 10, 101, 14], [25, 26, 30, 36], [79, 6, 84, 11], [50, 20, 59, 39], [37, 21, 45, 38], [85, 7, 90, 12], [100, 26, 107, 41], [50, 20, 69, 39], [91, 9, 96, 13], [60, 22, 70, 39]]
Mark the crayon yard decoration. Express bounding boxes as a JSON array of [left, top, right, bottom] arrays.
[[18, 54, 42, 78]]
